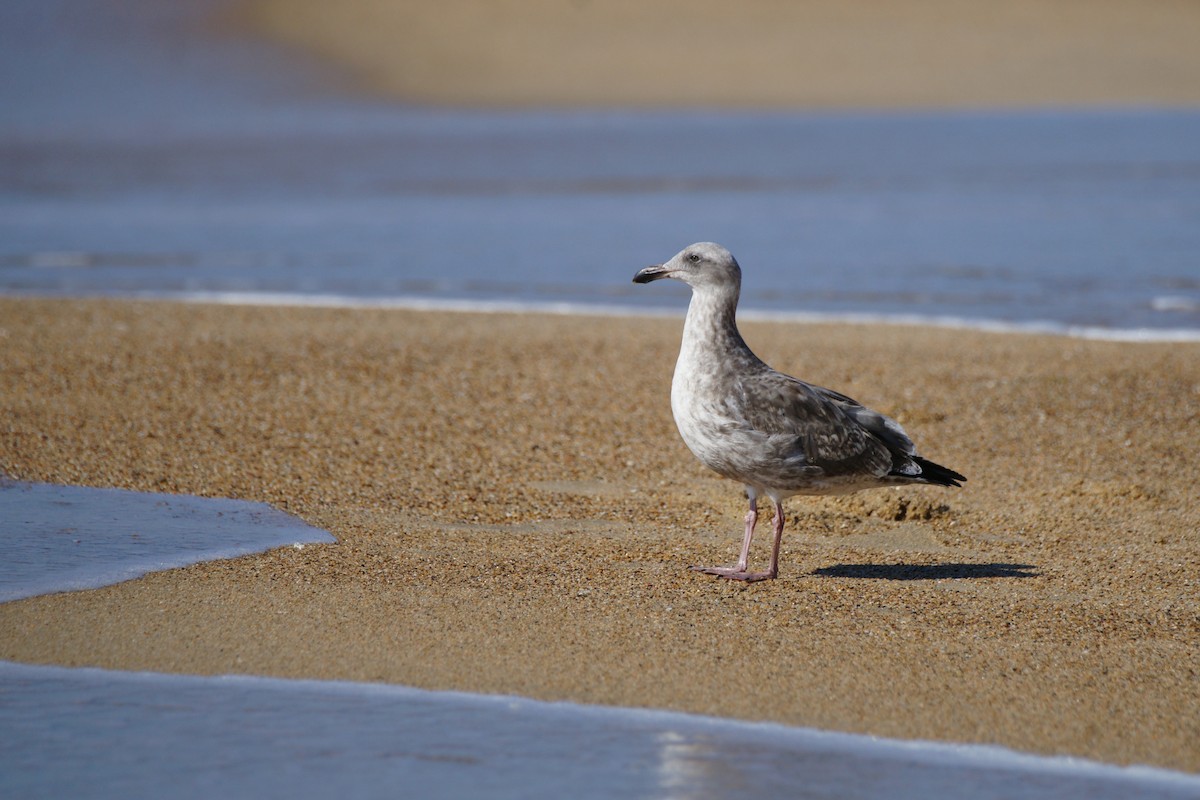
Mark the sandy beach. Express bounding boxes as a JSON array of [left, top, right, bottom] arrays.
[[238, 0, 1200, 108], [1, 297, 1197, 770]]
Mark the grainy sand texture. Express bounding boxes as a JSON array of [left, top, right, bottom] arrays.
[[237, 0, 1200, 108], [1, 298, 1197, 771]]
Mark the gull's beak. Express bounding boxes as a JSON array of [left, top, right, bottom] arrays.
[[633, 264, 672, 284]]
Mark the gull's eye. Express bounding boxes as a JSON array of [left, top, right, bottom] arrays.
[[687, 253, 701, 263]]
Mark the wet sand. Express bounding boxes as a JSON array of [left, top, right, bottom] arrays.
[[237, 0, 1200, 108], [1, 297, 1197, 771]]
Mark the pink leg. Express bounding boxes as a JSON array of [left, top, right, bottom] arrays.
[[764, 499, 785, 579], [734, 496, 758, 571], [692, 493, 784, 582]]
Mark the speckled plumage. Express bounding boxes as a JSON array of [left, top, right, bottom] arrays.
[[634, 242, 965, 581]]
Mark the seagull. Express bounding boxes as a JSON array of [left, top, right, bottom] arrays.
[[633, 242, 965, 582]]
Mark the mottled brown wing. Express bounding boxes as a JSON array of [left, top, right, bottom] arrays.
[[730, 370, 894, 478]]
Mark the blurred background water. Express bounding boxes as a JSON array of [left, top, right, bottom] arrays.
[[2, 0, 1198, 337]]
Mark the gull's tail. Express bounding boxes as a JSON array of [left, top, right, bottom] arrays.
[[909, 456, 966, 488]]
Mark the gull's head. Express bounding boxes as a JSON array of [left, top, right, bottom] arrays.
[[632, 242, 741, 292]]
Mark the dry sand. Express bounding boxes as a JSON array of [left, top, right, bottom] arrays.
[[236, 0, 1200, 108], [1, 297, 1198, 771]]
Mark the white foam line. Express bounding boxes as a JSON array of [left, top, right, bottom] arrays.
[[10, 290, 1200, 343], [737, 309, 1200, 343]]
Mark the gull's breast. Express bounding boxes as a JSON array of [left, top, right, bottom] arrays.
[[670, 368, 778, 483]]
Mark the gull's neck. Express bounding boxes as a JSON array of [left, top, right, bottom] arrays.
[[678, 283, 754, 366]]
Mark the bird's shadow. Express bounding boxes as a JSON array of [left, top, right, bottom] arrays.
[[812, 562, 1037, 581]]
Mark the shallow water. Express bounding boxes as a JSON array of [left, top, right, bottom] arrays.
[[3, 661, 1198, 800], [0, 480, 334, 602], [1, 1, 1199, 336]]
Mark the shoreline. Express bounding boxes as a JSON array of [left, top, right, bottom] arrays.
[[6, 660, 1200, 791], [6, 291, 1200, 344], [9, 664, 1200, 796], [1, 296, 1198, 772]]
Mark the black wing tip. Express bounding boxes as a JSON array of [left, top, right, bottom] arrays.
[[911, 456, 967, 488]]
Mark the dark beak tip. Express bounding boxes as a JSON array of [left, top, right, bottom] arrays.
[[633, 265, 668, 284]]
